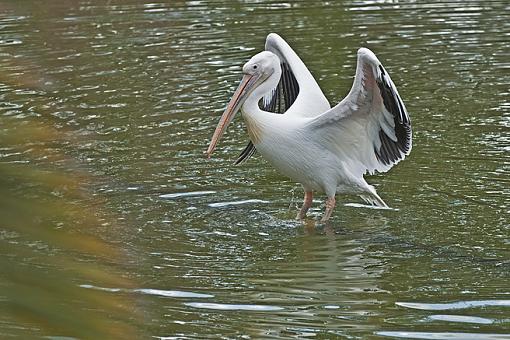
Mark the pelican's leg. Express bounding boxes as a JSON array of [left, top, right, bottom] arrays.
[[321, 196, 336, 222], [296, 191, 313, 220]]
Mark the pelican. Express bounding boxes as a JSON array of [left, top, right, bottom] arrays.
[[206, 33, 412, 222]]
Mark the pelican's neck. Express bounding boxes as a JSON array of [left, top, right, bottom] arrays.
[[242, 67, 282, 117], [240, 67, 281, 144]]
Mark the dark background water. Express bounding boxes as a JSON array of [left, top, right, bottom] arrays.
[[0, 0, 508, 338]]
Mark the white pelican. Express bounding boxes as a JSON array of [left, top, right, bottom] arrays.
[[207, 33, 412, 222]]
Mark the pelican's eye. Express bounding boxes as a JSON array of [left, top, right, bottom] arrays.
[[253, 65, 258, 70]]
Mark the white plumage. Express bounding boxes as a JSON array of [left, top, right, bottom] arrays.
[[207, 33, 412, 222]]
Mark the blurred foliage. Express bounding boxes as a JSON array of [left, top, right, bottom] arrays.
[[0, 119, 142, 338], [0, 2, 144, 337]]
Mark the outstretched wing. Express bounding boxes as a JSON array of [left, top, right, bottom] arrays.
[[308, 48, 412, 175], [235, 33, 330, 165]]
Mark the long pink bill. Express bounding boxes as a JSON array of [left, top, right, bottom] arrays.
[[206, 73, 256, 158]]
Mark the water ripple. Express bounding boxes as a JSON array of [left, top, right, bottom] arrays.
[[377, 331, 510, 340], [208, 199, 270, 208], [159, 190, 216, 199], [396, 300, 510, 311], [426, 314, 494, 324], [184, 302, 284, 312], [80, 284, 213, 299]]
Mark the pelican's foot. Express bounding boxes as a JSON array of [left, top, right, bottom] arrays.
[[320, 196, 336, 222]]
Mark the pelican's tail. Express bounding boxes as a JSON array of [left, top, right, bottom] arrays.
[[359, 185, 388, 208]]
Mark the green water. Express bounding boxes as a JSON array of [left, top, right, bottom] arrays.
[[0, 1, 509, 339]]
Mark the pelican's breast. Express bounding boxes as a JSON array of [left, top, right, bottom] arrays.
[[243, 112, 265, 145], [246, 115, 326, 191]]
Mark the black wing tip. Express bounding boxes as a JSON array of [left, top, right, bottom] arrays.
[[374, 127, 412, 166], [374, 67, 412, 166], [234, 141, 257, 165], [378, 64, 385, 76]]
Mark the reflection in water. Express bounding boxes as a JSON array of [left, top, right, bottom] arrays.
[[0, 0, 508, 338]]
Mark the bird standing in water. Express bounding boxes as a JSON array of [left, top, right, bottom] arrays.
[[207, 33, 412, 222]]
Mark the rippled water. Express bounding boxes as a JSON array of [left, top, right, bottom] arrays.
[[1, 0, 509, 338]]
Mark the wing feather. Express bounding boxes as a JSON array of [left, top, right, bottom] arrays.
[[308, 48, 412, 175]]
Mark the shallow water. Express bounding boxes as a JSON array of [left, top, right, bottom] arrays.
[[0, 0, 509, 338]]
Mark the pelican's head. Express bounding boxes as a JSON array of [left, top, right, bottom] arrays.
[[206, 51, 281, 157], [242, 51, 280, 77]]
